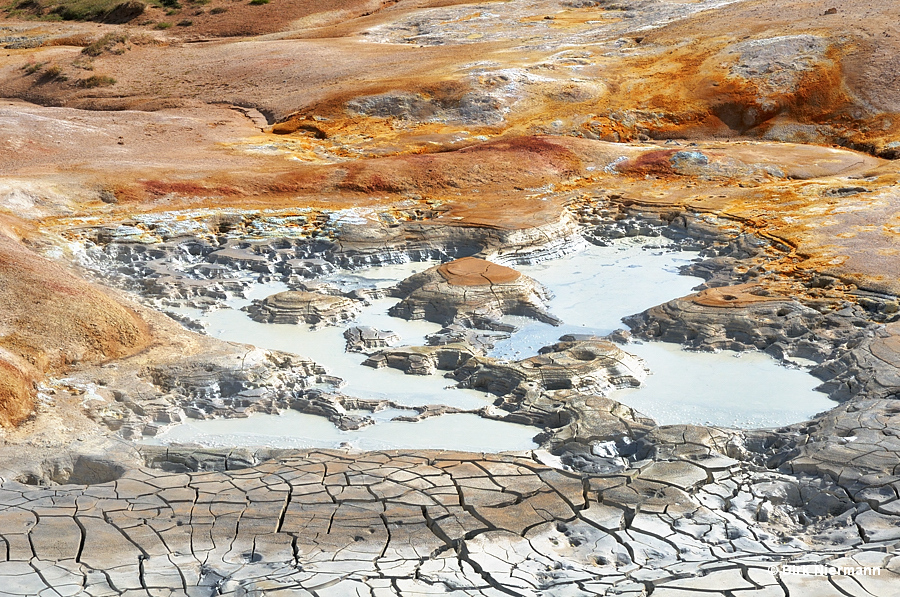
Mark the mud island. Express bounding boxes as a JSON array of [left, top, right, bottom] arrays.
[[1, 0, 900, 595]]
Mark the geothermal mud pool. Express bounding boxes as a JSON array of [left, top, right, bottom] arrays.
[[146, 413, 540, 452], [494, 240, 835, 429], [149, 237, 833, 449], [6, 0, 900, 593]]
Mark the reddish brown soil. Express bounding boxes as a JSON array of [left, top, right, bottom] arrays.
[[0, 353, 35, 428], [1, 0, 896, 147], [0, 234, 150, 369], [438, 257, 521, 286], [691, 284, 784, 308], [0, 223, 151, 427]]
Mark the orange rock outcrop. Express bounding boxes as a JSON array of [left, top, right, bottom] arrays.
[[0, 352, 35, 428]]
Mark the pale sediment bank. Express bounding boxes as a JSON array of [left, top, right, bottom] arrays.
[[146, 411, 540, 452]]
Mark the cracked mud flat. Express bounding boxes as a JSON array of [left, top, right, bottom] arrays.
[[1, 449, 899, 597], [3, 0, 900, 595]]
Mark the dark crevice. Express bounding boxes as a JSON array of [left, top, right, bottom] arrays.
[[275, 483, 293, 534], [73, 516, 87, 564]]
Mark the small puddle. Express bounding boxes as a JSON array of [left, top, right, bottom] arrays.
[[150, 237, 834, 451]]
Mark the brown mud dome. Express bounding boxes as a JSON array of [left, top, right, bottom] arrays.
[[390, 256, 560, 328], [438, 256, 521, 286], [2, 0, 900, 595]]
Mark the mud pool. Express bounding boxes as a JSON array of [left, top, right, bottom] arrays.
[[171, 268, 499, 409], [150, 238, 835, 450], [494, 239, 836, 429]]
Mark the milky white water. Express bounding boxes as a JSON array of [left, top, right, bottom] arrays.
[[493, 239, 835, 428], [152, 262, 541, 450], [176, 265, 499, 408], [147, 412, 537, 452], [149, 237, 835, 451], [619, 342, 831, 428]]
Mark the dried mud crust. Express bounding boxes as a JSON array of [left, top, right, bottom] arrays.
[[389, 256, 561, 330], [0, 448, 898, 596], [437, 256, 521, 286]]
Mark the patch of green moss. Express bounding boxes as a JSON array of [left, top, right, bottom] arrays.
[[4, 0, 146, 23], [76, 74, 116, 87]]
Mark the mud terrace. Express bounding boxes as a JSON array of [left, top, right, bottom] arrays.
[[245, 291, 363, 327]]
